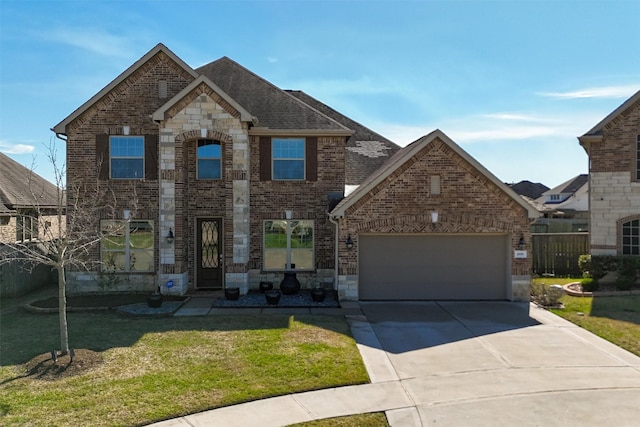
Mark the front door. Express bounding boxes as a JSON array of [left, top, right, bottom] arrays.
[[196, 218, 223, 289]]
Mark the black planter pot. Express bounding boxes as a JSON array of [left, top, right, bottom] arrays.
[[311, 287, 326, 302], [147, 293, 163, 308], [265, 290, 282, 305], [259, 281, 274, 293], [280, 271, 301, 295], [224, 287, 240, 301]]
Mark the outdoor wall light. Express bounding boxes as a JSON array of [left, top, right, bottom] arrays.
[[346, 234, 354, 249], [518, 234, 526, 249], [431, 211, 439, 223], [167, 228, 175, 244]]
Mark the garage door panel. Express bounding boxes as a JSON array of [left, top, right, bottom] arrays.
[[359, 234, 507, 300]]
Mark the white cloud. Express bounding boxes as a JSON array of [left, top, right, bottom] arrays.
[[43, 28, 132, 58], [0, 142, 35, 154], [538, 84, 639, 99]]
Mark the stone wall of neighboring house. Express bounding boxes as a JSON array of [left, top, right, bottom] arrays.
[[336, 137, 531, 300], [249, 135, 346, 289], [0, 216, 16, 242], [64, 51, 195, 293], [588, 99, 640, 255]]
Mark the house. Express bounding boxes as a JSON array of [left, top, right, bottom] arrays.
[[0, 152, 63, 243], [509, 180, 549, 200], [53, 43, 536, 301], [579, 89, 640, 256], [330, 130, 538, 301], [530, 174, 589, 233]]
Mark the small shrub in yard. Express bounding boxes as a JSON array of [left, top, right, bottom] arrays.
[[531, 281, 565, 306], [616, 257, 639, 290], [581, 277, 599, 292]]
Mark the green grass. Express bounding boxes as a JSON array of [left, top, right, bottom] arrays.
[[288, 413, 389, 426], [532, 277, 640, 357], [0, 286, 369, 426], [549, 294, 640, 357]]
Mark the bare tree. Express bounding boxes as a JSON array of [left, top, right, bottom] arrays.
[[0, 141, 134, 355]]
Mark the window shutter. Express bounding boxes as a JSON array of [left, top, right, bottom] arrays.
[[259, 136, 271, 181], [305, 136, 318, 181], [145, 135, 159, 180], [96, 134, 110, 180]]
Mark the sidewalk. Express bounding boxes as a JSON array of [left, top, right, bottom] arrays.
[[148, 300, 640, 427]]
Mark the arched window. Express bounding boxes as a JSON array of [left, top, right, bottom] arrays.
[[197, 139, 222, 180], [622, 218, 640, 255]]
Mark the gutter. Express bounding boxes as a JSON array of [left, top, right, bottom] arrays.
[[328, 215, 340, 291]]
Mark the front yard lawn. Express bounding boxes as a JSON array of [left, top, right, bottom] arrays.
[[0, 287, 369, 426], [549, 294, 640, 357], [533, 277, 640, 357]]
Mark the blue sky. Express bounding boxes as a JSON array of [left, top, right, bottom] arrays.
[[1, 0, 639, 190]]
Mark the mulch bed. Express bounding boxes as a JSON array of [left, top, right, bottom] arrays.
[[22, 349, 104, 381], [27, 294, 188, 311]]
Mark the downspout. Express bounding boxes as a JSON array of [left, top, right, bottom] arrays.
[[328, 215, 339, 291]]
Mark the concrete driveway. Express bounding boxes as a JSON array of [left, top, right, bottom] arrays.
[[350, 301, 640, 426]]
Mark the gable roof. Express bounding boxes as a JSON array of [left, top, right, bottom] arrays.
[[152, 75, 257, 123], [53, 43, 198, 135], [331, 129, 540, 219], [581, 89, 640, 138], [0, 152, 60, 211], [286, 90, 401, 185], [196, 57, 352, 134]]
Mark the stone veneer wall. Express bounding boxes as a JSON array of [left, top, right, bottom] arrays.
[[159, 87, 250, 292], [336, 137, 532, 301], [586, 98, 640, 255]]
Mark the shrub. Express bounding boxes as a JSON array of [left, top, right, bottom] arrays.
[[616, 257, 638, 290], [531, 281, 565, 306], [578, 254, 592, 278], [581, 277, 599, 292]]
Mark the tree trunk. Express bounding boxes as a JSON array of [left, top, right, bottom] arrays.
[[58, 267, 69, 355]]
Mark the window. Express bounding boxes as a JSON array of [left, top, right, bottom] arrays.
[[263, 219, 314, 271], [636, 135, 640, 181], [622, 219, 640, 255], [197, 139, 222, 179], [110, 136, 144, 179], [430, 175, 441, 195], [101, 220, 154, 272], [16, 211, 37, 241], [550, 194, 561, 201], [272, 138, 305, 180], [0, 216, 9, 226]]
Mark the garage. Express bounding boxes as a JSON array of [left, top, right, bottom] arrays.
[[359, 233, 509, 300]]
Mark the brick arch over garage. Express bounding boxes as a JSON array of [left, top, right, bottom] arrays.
[[351, 213, 515, 234]]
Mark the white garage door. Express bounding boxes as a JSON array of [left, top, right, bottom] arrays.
[[359, 234, 508, 300]]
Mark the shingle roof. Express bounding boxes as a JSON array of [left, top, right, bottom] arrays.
[[196, 57, 351, 132], [286, 90, 401, 185], [509, 180, 549, 199], [0, 152, 60, 211]]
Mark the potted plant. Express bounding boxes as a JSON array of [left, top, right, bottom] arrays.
[[147, 286, 163, 308], [265, 289, 281, 305], [224, 287, 240, 301], [311, 287, 326, 302], [259, 281, 273, 293]]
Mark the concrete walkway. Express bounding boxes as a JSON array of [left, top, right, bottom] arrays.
[[150, 300, 640, 426]]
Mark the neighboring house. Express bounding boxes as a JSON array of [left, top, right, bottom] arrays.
[[579, 90, 640, 256], [0, 152, 63, 243], [530, 174, 589, 233], [509, 180, 549, 200], [53, 43, 536, 301]]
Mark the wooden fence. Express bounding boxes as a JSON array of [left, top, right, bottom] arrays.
[[531, 233, 589, 277]]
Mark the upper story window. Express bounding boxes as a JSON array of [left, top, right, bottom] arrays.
[[197, 139, 222, 180], [549, 194, 561, 201], [622, 219, 640, 255], [110, 136, 144, 179], [272, 138, 305, 180]]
